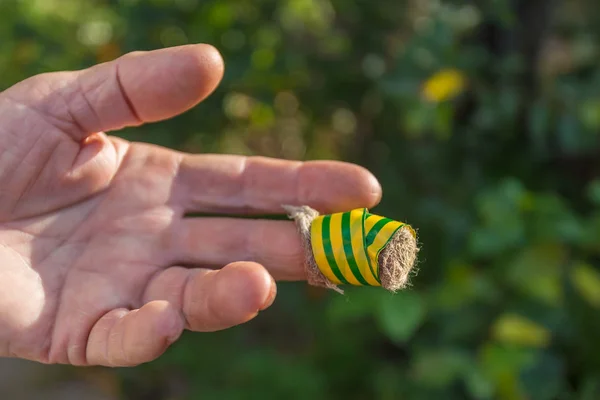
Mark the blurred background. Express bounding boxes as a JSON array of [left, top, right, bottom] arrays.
[[1, 0, 600, 399]]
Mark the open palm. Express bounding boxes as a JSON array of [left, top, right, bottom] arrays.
[[0, 45, 381, 367]]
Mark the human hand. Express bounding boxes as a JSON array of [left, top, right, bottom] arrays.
[[0, 44, 381, 367]]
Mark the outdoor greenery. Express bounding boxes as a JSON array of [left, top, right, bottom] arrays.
[[2, 0, 600, 399]]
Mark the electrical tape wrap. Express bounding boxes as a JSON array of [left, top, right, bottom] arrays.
[[310, 208, 416, 287]]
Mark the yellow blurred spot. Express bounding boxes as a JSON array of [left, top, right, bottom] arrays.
[[491, 313, 551, 348], [422, 69, 467, 103], [571, 263, 600, 308], [223, 93, 254, 119], [331, 108, 356, 134], [274, 91, 300, 116], [78, 20, 113, 47]]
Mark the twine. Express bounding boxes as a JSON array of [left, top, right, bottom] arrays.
[[284, 205, 419, 294]]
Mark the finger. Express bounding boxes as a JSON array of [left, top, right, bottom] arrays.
[[167, 218, 305, 281], [143, 262, 276, 332], [174, 155, 382, 215], [86, 300, 184, 367], [5, 44, 224, 140]]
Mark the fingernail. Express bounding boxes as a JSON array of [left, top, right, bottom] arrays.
[[261, 276, 277, 310], [159, 308, 184, 345], [367, 171, 383, 205]]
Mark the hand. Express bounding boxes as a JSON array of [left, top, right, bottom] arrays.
[[0, 44, 381, 367]]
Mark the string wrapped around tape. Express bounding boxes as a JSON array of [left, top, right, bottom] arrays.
[[284, 205, 419, 293]]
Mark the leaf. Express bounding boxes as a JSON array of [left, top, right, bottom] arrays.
[[410, 348, 470, 387], [464, 364, 495, 400], [505, 244, 564, 305], [586, 180, 600, 206], [491, 313, 551, 348], [520, 351, 565, 400], [557, 112, 583, 154], [434, 261, 499, 310], [480, 343, 539, 399], [530, 193, 584, 244], [326, 287, 380, 324], [570, 263, 600, 308], [469, 179, 527, 257], [579, 99, 600, 131], [376, 291, 426, 343], [578, 374, 600, 400]]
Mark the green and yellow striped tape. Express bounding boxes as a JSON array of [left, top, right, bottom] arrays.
[[310, 208, 415, 286]]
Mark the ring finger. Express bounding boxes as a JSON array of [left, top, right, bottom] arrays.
[[166, 217, 307, 281]]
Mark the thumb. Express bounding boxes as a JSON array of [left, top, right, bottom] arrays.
[[3, 44, 224, 140]]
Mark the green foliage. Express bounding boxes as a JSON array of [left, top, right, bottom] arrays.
[[2, 0, 600, 399]]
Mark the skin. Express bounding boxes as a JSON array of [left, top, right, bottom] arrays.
[[0, 44, 382, 367]]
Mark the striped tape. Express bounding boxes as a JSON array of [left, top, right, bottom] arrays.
[[310, 208, 415, 286]]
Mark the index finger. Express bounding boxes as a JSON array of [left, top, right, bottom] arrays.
[[173, 154, 382, 215]]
